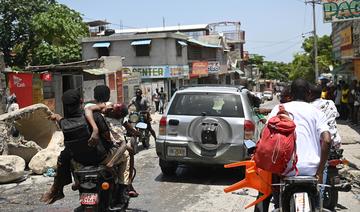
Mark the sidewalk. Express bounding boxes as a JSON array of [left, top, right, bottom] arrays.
[[335, 122, 360, 194]]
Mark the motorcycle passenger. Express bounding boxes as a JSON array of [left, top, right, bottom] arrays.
[[85, 99, 140, 198], [310, 84, 341, 149], [128, 88, 157, 141], [41, 89, 107, 204], [255, 79, 332, 211], [82, 85, 131, 189]]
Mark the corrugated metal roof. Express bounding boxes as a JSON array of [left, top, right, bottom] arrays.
[[131, 40, 152, 46], [92, 42, 111, 48], [83, 68, 115, 75]]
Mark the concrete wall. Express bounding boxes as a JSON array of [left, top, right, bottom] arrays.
[[82, 38, 188, 66]]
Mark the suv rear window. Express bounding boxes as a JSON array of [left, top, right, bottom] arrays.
[[168, 92, 244, 117]]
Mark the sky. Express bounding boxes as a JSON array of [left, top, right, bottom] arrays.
[[58, 0, 332, 63]]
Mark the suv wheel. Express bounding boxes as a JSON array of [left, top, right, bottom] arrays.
[[159, 159, 177, 176]]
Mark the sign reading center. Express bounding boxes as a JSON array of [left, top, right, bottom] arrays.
[[123, 65, 189, 79]]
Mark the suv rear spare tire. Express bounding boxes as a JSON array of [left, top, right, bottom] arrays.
[[159, 159, 177, 176]]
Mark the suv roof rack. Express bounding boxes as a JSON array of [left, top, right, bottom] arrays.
[[179, 84, 247, 92]]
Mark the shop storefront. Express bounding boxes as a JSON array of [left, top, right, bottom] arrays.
[[122, 65, 189, 102]]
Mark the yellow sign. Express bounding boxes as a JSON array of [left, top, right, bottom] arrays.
[[340, 27, 352, 47]]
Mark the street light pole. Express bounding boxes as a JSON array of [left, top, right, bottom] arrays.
[[306, 0, 320, 82]]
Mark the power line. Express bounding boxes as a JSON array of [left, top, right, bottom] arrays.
[[267, 41, 303, 56], [250, 35, 303, 49]]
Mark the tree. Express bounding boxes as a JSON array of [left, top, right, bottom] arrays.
[[289, 35, 336, 81], [30, 4, 89, 65], [247, 54, 291, 81], [0, 0, 55, 67]]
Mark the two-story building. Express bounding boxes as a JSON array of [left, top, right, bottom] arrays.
[[82, 32, 191, 102]]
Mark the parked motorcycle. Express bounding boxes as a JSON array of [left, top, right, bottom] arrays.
[[323, 148, 352, 211], [73, 165, 129, 212], [128, 111, 150, 150]]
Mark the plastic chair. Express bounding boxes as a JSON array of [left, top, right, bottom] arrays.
[[224, 160, 272, 209]]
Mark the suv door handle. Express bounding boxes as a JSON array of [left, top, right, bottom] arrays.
[[168, 119, 179, 126]]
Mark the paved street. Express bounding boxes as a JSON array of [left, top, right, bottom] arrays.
[[1, 99, 360, 212]]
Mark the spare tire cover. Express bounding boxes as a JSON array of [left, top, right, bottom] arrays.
[[188, 116, 232, 150]]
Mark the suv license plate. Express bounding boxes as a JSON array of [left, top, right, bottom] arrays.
[[80, 193, 98, 205], [167, 147, 186, 157]]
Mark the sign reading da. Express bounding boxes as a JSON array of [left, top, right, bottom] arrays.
[[322, 0, 360, 23]]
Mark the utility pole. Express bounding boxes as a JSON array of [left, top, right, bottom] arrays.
[[306, 0, 320, 82]]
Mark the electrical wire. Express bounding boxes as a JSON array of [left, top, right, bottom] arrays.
[[267, 41, 303, 56]]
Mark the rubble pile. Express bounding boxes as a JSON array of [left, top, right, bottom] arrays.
[[0, 104, 64, 183]]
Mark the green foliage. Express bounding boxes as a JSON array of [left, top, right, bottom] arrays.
[[30, 4, 89, 65], [0, 1, 88, 67], [247, 54, 291, 82], [0, 0, 55, 67], [246, 35, 336, 82], [289, 35, 336, 81]]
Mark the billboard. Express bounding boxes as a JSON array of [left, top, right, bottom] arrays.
[[191, 61, 208, 78], [322, 0, 360, 23]]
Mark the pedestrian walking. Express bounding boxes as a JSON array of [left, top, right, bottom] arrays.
[[152, 88, 160, 112], [159, 87, 166, 114]]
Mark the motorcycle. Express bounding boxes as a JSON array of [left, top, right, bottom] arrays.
[[128, 111, 150, 150], [225, 140, 328, 212], [73, 165, 130, 212], [323, 148, 351, 211]]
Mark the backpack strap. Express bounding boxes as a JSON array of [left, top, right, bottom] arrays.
[[282, 132, 299, 176]]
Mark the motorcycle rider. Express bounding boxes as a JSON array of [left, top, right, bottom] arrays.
[[255, 78, 331, 211], [41, 89, 130, 207], [128, 88, 157, 141]]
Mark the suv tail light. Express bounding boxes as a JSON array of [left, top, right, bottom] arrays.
[[159, 116, 167, 135], [244, 120, 255, 140]]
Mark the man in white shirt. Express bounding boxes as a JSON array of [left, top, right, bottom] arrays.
[[267, 79, 331, 178]]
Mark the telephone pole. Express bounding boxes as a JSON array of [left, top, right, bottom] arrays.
[[306, 0, 320, 82]]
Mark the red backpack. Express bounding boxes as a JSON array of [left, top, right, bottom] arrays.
[[253, 104, 298, 175]]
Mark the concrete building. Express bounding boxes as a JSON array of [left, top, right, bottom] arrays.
[[81, 22, 246, 102], [82, 33, 190, 102]]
